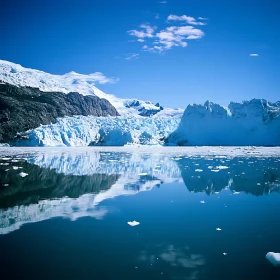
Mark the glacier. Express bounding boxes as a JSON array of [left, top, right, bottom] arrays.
[[13, 115, 181, 146], [12, 99, 280, 147], [166, 100, 280, 146], [1, 60, 280, 146]]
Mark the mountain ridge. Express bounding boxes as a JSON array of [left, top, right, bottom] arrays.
[[0, 60, 183, 117]]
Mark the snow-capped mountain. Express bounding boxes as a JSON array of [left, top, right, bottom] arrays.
[[166, 100, 280, 146], [0, 60, 183, 117], [1, 60, 279, 146]]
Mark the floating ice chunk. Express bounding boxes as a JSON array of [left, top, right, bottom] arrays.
[[128, 221, 140, 227], [211, 170, 220, 172], [18, 172, 28, 177], [233, 191, 240, 194], [223, 252, 227, 255], [200, 200, 205, 204], [1, 157, 11, 160], [216, 166, 229, 170], [138, 173, 148, 176], [216, 228, 222, 231], [195, 169, 203, 172], [3, 184, 9, 187], [266, 252, 280, 266], [12, 166, 19, 170]]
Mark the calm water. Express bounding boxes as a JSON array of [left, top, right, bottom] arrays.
[[0, 147, 280, 280]]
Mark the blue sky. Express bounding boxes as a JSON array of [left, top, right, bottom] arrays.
[[1, 0, 279, 108]]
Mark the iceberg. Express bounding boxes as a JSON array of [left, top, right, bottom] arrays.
[[266, 252, 280, 266], [127, 221, 140, 226]]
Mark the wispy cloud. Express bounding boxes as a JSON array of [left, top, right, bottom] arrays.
[[249, 53, 259, 57], [127, 24, 156, 39], [128, 14, 206, 53], [167, 14, 206, 25], [86, 72, 119, 84], [159, 1, 167, 3], [126, 53, 140, 60], [198, 17, 208, 20]]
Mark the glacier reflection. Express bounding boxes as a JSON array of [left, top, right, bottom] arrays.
[[0, 148, 280, 234]]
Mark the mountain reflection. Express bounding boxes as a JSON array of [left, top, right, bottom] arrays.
[[177, 156, 280, 196], [0, 149, 279, 234]]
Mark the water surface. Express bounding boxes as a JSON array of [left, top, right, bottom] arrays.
[[0, 147, 280, 280]]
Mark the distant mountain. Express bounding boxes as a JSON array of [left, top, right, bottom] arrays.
[[0, 60, 183, 117]]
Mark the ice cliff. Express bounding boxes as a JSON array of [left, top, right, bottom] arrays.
[[13, 115, 181, 146], [166, 100, 280, 146]]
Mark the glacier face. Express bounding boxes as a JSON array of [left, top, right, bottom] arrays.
[[0, 60, 183, 117], [167, 100, 280, 146], [13, 115, 181, 146]]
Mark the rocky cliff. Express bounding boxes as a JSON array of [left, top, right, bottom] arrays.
[[0, 83, 119, 142]]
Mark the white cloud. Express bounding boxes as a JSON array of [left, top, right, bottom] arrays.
[[155, 14, 160, 19], [150, 26, 203, 51], [159, 1, 167, 3], [250, 53, 259, 57], [127, 24, 156, 39], [87, 72, 118, 84], [128, 14, 206, 53], [198, 17, 208, 20], [167, 14, 205, 25], [125, 53, 140, 60]]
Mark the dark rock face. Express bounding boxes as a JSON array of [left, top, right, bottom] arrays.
[[0, 83, 119, 142]]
